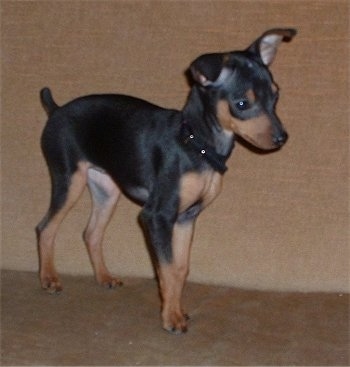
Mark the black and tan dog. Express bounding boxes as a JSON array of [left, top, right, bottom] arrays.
[[36, 28, 296, 333]]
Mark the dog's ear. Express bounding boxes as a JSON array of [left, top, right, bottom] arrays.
[[247, 28, 297, 66], [190, 53, 232, 87]]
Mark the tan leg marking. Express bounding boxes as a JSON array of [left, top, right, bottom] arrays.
[[217, 99, 275, 150], [38, 162, 89, 293], [159, 171, 223, 332], [84, 168, 122, 288], [158, 221, 194, 333]]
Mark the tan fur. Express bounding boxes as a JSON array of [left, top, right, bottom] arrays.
[[179, 171, 223, 213], [84, 168, 123, 288], [217, 99, 275, 149], [158, 171, 223, 331], [38, 162, 89, 292], [38, 162, 124, 292], [246, 89, 256, 104], [158, 221, 194, 332]]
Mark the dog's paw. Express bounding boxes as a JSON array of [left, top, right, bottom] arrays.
[[162, 311, 189, 334], [41, 276, 63, 294], [98, 274, 123, 289]]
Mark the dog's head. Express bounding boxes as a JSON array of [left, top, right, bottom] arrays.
[[190, 28, 296, 150]]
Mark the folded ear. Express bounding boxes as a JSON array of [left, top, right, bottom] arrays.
[[190, 53, 232, 87], [247, 28, 297, 66]]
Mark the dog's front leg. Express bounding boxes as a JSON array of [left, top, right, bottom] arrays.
[[158, 221, 194, 333], [141, 205, 194, 333]]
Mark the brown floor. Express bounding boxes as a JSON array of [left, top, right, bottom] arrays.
[[1, 270, 349, 366]]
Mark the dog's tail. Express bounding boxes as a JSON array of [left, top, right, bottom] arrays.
[[40, 87, 59, 116]]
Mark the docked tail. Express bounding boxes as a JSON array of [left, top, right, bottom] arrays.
[[40, 87, 59, 116]]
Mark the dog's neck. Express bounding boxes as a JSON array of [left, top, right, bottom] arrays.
[[182, 86, 235, 159], [179, 120, 229, 174]]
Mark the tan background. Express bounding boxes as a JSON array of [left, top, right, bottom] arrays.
[[2, 0, 349, 292]]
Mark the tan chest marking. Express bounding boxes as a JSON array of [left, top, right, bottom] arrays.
[[179, 171, 223, 213]]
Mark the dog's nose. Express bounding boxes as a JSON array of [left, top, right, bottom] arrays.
[[273, 131, 288, 146]]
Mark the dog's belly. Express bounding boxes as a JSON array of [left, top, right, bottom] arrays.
[[86, 165, 150, 205], [124, 186, 150, 204]]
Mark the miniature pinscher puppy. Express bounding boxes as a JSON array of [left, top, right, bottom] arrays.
[[36, 28, 296, 333]]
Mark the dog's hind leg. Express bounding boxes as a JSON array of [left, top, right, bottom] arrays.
[[36, 163, 88, 293], [84, 168, 123, 288]]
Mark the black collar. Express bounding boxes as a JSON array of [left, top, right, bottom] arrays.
[[180, 121, 229, 174]]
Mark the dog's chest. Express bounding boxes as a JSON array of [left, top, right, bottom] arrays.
[[178, 171, 223, 213]]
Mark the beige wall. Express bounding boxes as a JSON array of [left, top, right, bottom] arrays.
[[2, 0, 349, 292]]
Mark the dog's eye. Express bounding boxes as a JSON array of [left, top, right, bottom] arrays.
[[235, 100, 250, 111]]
